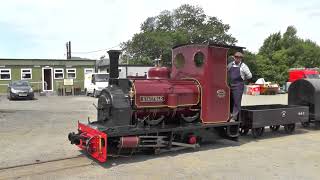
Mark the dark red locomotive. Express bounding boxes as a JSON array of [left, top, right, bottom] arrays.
[[68, 44, 240, 162]]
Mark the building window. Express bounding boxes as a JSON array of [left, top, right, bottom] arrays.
[[0, 69, 11, 80], [66, 68, 76, 79], [21, 68, 32, 80], [54, 68, 64, 79], [84, 68, 94, 74]]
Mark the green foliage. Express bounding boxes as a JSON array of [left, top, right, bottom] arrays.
[[243, 50, 258, 82], [120, 5, 320, 86], [174, 53, 185, 69], [251, 25, 320, 85], [194, 52, 205, 67], [121, 4, 237, 65], [258, 32, 282, 58]]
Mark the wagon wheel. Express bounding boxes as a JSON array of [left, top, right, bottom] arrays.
[[284, 123, 295, 134], [314, 121, 320, 129], [270, 125, 280, 132], [301, 121, 310, 128], [239, 127, 249, 136], [251, 127, 264, 138]]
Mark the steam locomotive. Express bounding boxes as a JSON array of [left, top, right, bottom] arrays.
[[68, 44, 320, 163]]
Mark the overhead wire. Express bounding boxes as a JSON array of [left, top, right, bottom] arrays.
[[72, 44, 121, 54]]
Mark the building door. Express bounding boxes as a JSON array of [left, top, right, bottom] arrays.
[[42, 67, 53, 91], [84, 68, 94, 90]]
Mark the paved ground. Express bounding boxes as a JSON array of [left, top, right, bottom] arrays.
[[0, 94, 320, 179], [0, 95, 96, 168]]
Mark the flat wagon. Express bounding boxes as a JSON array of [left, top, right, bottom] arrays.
[[240, 104, 309, 138]]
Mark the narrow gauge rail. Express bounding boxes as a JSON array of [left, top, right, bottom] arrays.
[[0, 155, 91, 180]]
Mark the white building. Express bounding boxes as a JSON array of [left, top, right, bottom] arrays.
[[96, 59, 153, 78]]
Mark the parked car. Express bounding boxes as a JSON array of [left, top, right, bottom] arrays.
[[7, 80, 34, 100], [86, 73, 109, 98]]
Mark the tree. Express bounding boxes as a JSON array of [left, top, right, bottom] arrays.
[[255, 25, 320, 85], [121, 4, 237, 65], [282, 26, 298, 49], [258, 32, 282, 58], [243, 50, 258, 82]]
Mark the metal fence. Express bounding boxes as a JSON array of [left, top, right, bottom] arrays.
[[55, 80, 85, 96]]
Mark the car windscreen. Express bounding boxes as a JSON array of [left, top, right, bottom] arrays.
[[306, 74, 320, 79], [95, 74, 109, 82], [12, 81, 30, 87]]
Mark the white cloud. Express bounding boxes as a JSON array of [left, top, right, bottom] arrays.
[[0, 0, 319, 58]]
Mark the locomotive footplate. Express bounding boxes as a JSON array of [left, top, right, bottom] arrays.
[[88, 121, 240, 138], [240, 104, 309, 138], [68, 121, 240, 163]]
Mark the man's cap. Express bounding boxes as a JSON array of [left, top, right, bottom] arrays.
[[234, 52, 244, 58]]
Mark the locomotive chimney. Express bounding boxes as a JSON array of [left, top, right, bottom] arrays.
[[107, 50, 121, 84]]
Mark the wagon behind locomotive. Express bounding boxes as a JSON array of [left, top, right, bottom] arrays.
[[240, 104, 309, 138], [240, 78, 320, 138]]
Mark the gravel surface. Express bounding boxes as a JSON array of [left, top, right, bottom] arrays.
[[1, 93, 320, 179], [0, 95, 97, 168]]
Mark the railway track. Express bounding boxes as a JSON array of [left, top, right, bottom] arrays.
[[0, 155, 93, 179]]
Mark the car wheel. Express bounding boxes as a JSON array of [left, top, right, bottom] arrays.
[[8, 94, 13, 100], [85, 88, 89, 96], [94, 90, 98, 98]]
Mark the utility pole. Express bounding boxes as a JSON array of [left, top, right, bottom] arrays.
[[66, 41, 71, 59]]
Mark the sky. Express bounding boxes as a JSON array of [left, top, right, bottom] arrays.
[[0, 0, 319, 59]]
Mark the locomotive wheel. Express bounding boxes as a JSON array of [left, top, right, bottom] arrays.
[[251, 127, 264, 138], [239, 127, 249, 136], [284, 123, 295, 134], [270, 125, 280, 132], [301, 122, 310, 128], [145, 115, 165, 126], [181, 113, 199, 123]]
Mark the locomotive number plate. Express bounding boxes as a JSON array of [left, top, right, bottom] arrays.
[[140, 96, 165, 102], [216, 89, 226, 98]]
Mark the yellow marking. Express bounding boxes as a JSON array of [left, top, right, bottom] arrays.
[[98, 135, 102, 155]]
